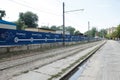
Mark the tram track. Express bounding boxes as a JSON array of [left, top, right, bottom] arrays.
[[0, 41, 103, 80], [59, 41, 106, 80]]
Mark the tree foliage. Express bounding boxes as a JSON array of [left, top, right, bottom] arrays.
[[19, 11, 38, 28], [74, 30, 81, 35], [14, 20, 27, 30], [41, 25, 79, 35], [111, 31, 117, 39], [50, 25, 59, 30], [66, 26, 75, 35], [108, 24, 120, 39], [106, 34, 111, 39], [91, 27, 97, 37], [84, 27, 98, 37], [98, 29, 107, 38], [0, 10, 6, 20], [15, 11, 39, 30], [41, 26, 50, 29], [116, 24, 120, 38]]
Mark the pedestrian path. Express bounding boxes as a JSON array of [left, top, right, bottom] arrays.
[[77, 40, 120, 80]]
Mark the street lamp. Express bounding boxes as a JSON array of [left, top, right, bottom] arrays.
[[88, 21, 90, 42], [62, 2, 84, 46]]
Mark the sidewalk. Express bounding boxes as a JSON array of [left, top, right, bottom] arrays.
[[9, 41, 105, 80], [77, 40, 120, 80]]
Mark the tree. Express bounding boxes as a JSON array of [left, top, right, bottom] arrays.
[[84, 31, 89, 36], [19, 11, 38, 28], [14, 13, 27, 30], [74, 30, 81, 35], [116, 24, 120, 38], [57, 25, 63, 30], [0, 10, 6, 20], [14, 20, 27, 30], [66, 26, 75, 35], [111, 31, 117, 39], [91, 27, 97, 37], [84, 27, 98, 37], [106, 34, 111, 39], [98, 29, 107, 38], [41, 26, 49, 29], [50, 25, 59, 30]]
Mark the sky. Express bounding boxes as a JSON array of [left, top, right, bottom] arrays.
[[0, 0, 120, 33]]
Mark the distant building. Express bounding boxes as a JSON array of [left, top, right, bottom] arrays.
[[106, 27, 116, 34], [0, 20, 16, 29], [25, 28, 56, 33]]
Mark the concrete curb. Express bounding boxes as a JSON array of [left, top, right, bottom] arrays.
[[57, 40, 106, 80]]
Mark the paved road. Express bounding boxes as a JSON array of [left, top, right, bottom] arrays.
[[78, 40, 120, 80]]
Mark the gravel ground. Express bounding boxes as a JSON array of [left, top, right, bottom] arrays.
[[0, 41, 102, 80]]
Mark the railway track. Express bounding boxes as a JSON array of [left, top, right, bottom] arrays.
[[60, 41, 106, 80], [0, 41, 103, 80]]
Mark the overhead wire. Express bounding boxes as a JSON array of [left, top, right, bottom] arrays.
[[7, 0, 62, 17], [6, 0, 82, 27]]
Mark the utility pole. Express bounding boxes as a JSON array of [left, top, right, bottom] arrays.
[[88, 21, 90, 42], [63, 2, 65, 46], [62, 2, 84, 46]]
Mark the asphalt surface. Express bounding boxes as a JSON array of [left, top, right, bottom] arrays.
[[77, 40, 120, 80]]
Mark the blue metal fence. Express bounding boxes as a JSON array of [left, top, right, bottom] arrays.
[[0, 28, 88, 46]]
